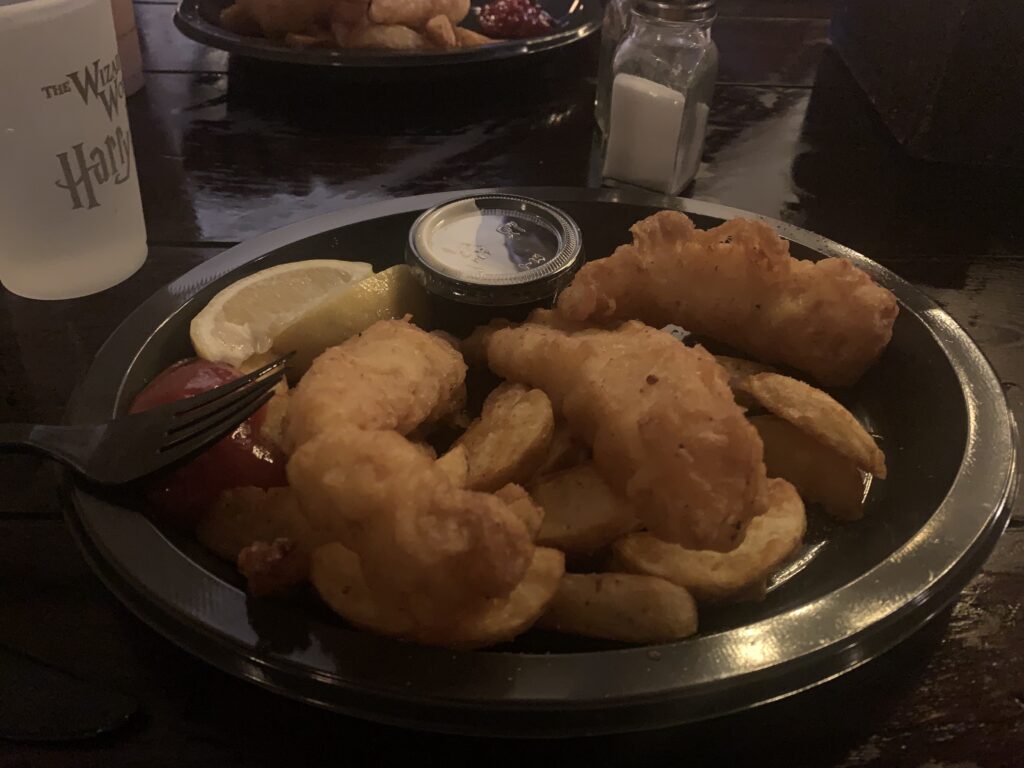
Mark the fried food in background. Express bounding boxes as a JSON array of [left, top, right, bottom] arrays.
[[487, 320, 767, 552], [738, 372, 887, 477], [311, 543, 564, 648], [220, 0, 338, 38], [612, 478, 806, 603], [283, 318, 466, 450], [556, 212, 899, 386], [369, 0, 469, 27], [454, 382, 555, 492], [423, 13, 458, 47], [347, 22, 426, 48], [537, 572, 698, 643], [454, 26, 497, 47], [751, 415, 866, 521], [532, 464, 639, 557], [220, 0, 497, 50]]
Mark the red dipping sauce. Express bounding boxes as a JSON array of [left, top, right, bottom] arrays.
[[478, 0, 554, 38], [130, 358, 287, 530]]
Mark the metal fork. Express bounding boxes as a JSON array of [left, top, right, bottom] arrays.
[[0, 355, 291, 485]]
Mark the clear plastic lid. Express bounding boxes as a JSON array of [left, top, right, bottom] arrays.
[[406, 194, 584, 306]]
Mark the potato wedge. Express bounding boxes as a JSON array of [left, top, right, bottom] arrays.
[[423, 14, 457, 48], [751, 414, 865, 520], [495, 483, 545, 540], [537, 572, 697, 643], [454, 26, 496, 48], [738, 373, 886, 477], [310, 543, 564, 649], [532, 463, 640, 556], [348, 23, 426, 49], [455, 382, 554, 492], [435, 444, 469, 488], [612, 478, 806, 603], [714, 355, 777, 409], [531, 420, 590, 479], [271, 265, 433, 377], [310, 543, 417, 637], [197, 486, 323, 562]]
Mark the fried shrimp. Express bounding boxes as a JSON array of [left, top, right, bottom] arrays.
[[283, 318, 467, 450], [284, 318, 535, 627], [556, 211, 899, 386], [487, 321, 767, 552]]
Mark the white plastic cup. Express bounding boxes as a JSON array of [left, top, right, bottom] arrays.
[[0, 0, 148, 300]]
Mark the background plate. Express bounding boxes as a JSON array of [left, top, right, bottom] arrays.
[[65, 187, 1017, 737], [174, 0, 602, 68]]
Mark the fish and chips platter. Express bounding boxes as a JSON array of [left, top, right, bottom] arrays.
[[66, 187, 1016, 736]]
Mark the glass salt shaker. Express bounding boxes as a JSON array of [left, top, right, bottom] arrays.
[[594, 0, 635, 137], [597, 0, 719, 195]]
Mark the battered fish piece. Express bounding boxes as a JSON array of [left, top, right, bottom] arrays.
[[284, 318, 466, 451], [487, 321, 767, 551], [556, 212, 899, 386], [288, 427, 534, 625]]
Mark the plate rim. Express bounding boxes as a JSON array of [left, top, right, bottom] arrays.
[[172, 0, 603, 68], [65, 186, 1018, 735]]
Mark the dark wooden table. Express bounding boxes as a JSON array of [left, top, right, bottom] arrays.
[[3, 1, 1024, 765]]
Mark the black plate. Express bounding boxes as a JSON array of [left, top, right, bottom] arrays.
[[174, 0, 602, 68], [66, 187, 1017, 737]]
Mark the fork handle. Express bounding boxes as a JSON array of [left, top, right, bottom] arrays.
[[0, 423, 99, 475]]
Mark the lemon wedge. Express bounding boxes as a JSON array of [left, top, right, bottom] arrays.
[[190, 259, 373, 367], [271, 264, 434, 376]]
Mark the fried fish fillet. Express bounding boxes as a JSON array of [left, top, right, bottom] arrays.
[[283, 318, 466, 451], [289, 426, 534, 624], [487, 321, 767, 551], [556, 212, 899, 386]]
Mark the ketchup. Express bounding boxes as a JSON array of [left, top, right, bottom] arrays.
[[130, 358, 287, 530], [478, 0, 554, 38]]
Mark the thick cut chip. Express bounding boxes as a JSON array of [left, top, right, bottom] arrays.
[[454, 26, 496, 47], [197, 486, 326, 562], [368, 0, 469, 26], [310, 543, 564, 649], [310, 543, 417, 636], [738, 373, 886, 477], [423, 14, 457, 48], [531, 420, 590, 479], [494, 483, 545, 540], [455, 383, 555, 492], [422, 547, 564, 649], [751, 414, 865, 521], [611, 478, 806, 603], [435, 444, 469, 487], [537, 572, 698, 643], [271, 265, 433, 377], [714, 355, 778, 409], [347, 23, 426, 49], [532, 464, 640, 556]]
